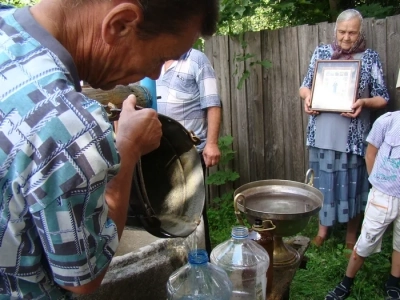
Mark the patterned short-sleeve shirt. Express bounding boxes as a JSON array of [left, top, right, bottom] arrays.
[[367, 111, 400, 198], [301, 44, 389, 156], [0, 7, 119, 299], [156, 48, 221, 152]]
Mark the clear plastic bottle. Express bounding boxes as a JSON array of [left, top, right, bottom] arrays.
[[167, 249, 233, 300], [210, 226, 270, 300]]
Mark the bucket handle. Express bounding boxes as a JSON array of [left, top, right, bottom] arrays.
[[233, 193, 246, 225], [305, 168, 315, 186]]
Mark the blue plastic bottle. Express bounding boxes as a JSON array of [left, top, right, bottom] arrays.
[[139, 77, 157, 110], [167, 249, 233, 300]]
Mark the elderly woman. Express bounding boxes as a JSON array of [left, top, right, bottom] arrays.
[[299, 9, 389, 250]]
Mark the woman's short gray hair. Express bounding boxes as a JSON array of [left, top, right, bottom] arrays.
[[334, 9, 363, 34]]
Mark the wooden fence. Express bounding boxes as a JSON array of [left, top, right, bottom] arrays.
[[204, 15, 400, 202]]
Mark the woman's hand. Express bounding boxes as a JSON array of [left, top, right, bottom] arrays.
[[300, 87, 319, 115], [341, 98, 365, 118], [303, 94, 319, 115]]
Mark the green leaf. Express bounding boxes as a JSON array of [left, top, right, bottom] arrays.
[[255, 60, 273, 68], [234, 6, 246, 17], [227, 171, 240, 181], [237, 70, 250, 89], [235, 53, 255, 62], [192, 39, 204, 51], [206, 170, 240, 185], [218, 135, 234, 147]]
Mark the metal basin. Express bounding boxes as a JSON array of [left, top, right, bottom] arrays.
[[234, 172, 323, 267], [234, 179, 323, 237]]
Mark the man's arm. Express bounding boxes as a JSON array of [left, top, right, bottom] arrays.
[[60, 158, 137, 295], [202, 106, 221, 167], [196, 51, 221, 168], [60, 96, 161, 295], [365, 143, 379, 175]]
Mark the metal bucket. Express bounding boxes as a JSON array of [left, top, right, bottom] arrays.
[[127, 114, 205, 238]]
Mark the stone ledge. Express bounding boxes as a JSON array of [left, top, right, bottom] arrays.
[[77, 223, 205, 299]]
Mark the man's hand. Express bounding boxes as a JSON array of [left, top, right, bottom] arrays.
[[116, 95, 162, 161], [202, 143, 221, 167]]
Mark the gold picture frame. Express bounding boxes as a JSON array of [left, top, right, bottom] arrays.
[[310, 60, 361, 112]]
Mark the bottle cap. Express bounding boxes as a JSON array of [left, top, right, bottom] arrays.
[[188, 249, 208, 264]]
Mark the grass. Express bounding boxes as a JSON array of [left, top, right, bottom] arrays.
[[291, 216, 393, 299], [208, 206, 394, 300]]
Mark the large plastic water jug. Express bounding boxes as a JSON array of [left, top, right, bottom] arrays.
[[210, 226, 270, 299], [167, 249, 233, 299]]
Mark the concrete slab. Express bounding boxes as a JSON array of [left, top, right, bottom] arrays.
[[77, 220, 206, 300], [114, 227, 160, 257]]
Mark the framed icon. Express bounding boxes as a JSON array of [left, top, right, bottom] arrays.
[[310, 60, 361, 112]]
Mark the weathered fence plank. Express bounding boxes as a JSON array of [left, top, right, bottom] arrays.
[[370, 18, 389, 122], [262, 29, 285, 180], [229, 36, 251, 186], [372, 18, 388, 79], [297, 24, 319, 173], [279, 26, 304, 182], [260, 31, 272, 180], [245, 31, 265, 182], [212, 36, 234, 202], [363, 18, 373, 50], [317, 21, 330, 45]]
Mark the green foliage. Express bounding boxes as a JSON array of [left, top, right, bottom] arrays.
[[218, 0, 265, 34], [206, 170, 240, 186], [193, 39, 205, 52], [265, 0, 399, 26], [217, 0, 400, 33], [356, 3, 396, 19], [207, 191, 239, 247], [236, 70, 250, 90], [231, 35, 272, 90], [266, 0, 331, 26], [206, 135, 240, 247], [3, 0, 37, 7]]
